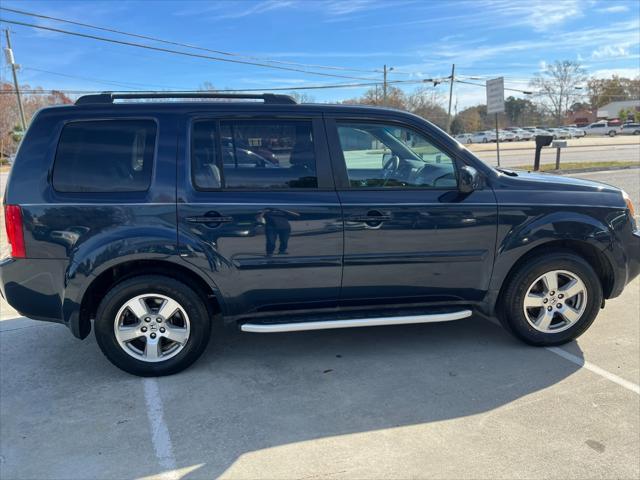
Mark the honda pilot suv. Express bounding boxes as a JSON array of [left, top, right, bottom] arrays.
[[2, 93, 639, 376]]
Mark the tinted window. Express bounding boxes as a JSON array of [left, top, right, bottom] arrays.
[[53, 120, 156, 193], [336, 122, 457, 189], [191, 120, 222, 189], [191, 119, 318, 190]]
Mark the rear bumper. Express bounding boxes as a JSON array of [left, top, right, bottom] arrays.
[[0, 257, 66, 323]]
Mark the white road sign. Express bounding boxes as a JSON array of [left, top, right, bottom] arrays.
[[486, 77, 505, 114]]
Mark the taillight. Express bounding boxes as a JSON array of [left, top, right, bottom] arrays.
[[4, 205, 26, 258]]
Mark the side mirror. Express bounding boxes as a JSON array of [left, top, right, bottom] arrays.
[[458, 165, 480, 194], [382, 152, 392, 167]]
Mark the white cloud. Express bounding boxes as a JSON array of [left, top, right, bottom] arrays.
[[591, 45, 630, 59], [590, 68, 640, 79], [597, 5, 629, 13], [474, 0, 583, 31]]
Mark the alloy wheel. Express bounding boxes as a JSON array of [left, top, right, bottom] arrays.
[[522, 270, 588, 333], [113, 293, 191, 362]]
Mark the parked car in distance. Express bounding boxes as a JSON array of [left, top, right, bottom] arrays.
[[504, 128, 533, 141], [585, 122, 621, 137], [522, 127, 551, 138], [620, 123, 640, 135], [454, 133, 474, 144], [1, 92, 639, 376], [567, 127, 586, 138], [497, 130, 516, 142], [546, 128, 572, 140], [466, 131, 496, 143]]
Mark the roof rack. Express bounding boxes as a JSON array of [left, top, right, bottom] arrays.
[[75, 92, 297, 105]]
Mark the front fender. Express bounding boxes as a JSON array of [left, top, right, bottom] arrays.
[[486, 208, 615, 310]]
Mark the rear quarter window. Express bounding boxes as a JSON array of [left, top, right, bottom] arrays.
[[52, 119, 156, 193]]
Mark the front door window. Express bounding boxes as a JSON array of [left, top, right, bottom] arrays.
[[336, 122, 457, 189]]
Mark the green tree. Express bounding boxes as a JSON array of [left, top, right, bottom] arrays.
[[449, 116, 465, 135], [618, 108, 630, 121], [504, 96, 538, 126]]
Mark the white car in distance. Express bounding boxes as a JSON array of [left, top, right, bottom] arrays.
[[585, 122, 621, 137], [454, 133, 474, 144]]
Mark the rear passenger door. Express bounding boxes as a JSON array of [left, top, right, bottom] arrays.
[[177, 113, 343, 317]]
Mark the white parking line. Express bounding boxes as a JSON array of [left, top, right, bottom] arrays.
[[483, 316, 640, 395], [546, 346, 640, 395], [143, 378, 178, 479]]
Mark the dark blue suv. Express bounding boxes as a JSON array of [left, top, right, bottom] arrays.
[[2, 93, 638, 376]]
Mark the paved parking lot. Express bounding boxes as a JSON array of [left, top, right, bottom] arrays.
[[1, 169, 639, 479]]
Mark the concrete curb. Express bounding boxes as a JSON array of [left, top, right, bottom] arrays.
[[544, 165, 640, 175]]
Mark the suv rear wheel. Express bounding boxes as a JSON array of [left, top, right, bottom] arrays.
[[95, 275, 211, 376], [499, 252, 602, 346]]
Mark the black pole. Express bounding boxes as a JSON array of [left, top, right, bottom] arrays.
[[495, 113, 501, 167]]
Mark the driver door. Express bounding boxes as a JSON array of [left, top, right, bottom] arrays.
[[325, 116, 497, 309]]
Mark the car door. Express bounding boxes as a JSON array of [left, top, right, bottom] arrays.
[[177, 112, 343, 317], [325, 116, 497, 309]]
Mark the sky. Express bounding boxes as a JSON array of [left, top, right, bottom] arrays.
[[1, 0, 639, 110]]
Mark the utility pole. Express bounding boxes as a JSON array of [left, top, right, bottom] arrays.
[[446, 64, 455, 133], [382, 65, 394, 106], [4, 30, 27, 131], [383, 64, 388, 106]]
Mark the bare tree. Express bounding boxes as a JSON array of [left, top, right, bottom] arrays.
[[287, 91, 315, 104], [530, 60, 586, 124], [406, 87, 448, 129]]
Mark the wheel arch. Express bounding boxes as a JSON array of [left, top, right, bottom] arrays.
[[491, 239, 614, 315], [72, 259, 224, 339]]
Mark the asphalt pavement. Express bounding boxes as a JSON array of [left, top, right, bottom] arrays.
[[1, 170, 639, 479]]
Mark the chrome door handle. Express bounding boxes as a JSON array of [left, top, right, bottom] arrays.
[[186, 215, 233, 224], [348, 214, 391, 222]]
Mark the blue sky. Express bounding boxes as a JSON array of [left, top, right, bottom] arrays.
[[1, 0, 639, 109]]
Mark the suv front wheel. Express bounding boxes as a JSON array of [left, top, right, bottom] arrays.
[[499, 252, 602, 346], [95, 275, 211, 376]]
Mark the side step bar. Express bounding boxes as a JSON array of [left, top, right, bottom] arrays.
[[240, 310, 472, 333]]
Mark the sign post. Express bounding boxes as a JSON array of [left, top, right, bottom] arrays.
[[486, 77, 505, 167]]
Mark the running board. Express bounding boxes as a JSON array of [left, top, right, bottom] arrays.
[[240, 310, 473, 333]]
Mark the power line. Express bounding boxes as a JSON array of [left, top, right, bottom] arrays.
[[0, 6, 386, 75], [0, 18, 381, 82], [21, 67, 186, 90]]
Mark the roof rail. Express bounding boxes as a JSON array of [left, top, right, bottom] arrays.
[[75, 92, 297, 105]]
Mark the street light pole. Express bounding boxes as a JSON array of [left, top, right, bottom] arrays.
[[4, 30, 27, 131]]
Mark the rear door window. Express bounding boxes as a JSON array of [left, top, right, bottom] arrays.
[[53, 119, 156, 192], [191, 119, 318, 190]]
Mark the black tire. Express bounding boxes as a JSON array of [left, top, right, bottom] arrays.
[[95, 275, 212, 376], [498, 251, 602, 346], [608, 130, 616, 137]]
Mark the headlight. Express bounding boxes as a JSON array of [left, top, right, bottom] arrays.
[[622, 190, 637, 231], [622, 190, 636, 217]]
